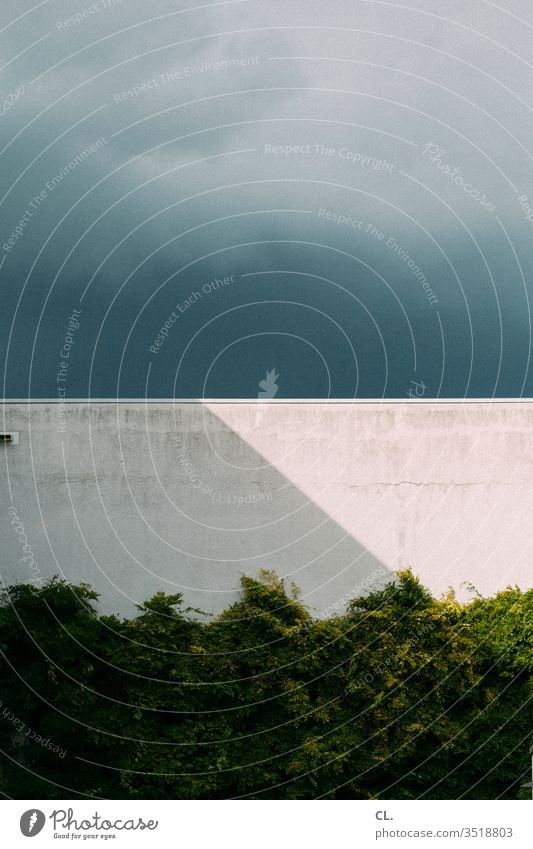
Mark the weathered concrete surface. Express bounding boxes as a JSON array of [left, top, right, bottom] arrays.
[[1, 402, 532, 616]]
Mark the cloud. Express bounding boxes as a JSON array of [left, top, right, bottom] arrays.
[[1, 0, 532, 397]]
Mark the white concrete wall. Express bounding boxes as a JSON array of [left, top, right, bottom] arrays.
[[1, 401, 532, 617]]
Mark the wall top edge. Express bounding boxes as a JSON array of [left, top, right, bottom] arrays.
[[2, 399, 533, 405]]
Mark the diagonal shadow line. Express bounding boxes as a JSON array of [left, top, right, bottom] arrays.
[[0, 402, 392, 619], [200, 401, 392, 614]]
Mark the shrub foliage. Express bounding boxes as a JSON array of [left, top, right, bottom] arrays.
[[0, 570, 531, 799]]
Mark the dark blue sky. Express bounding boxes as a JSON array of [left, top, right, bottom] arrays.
[[1, 0, 532, 398]]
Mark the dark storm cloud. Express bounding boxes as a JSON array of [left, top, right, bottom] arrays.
[[1, 0, 532, 397]]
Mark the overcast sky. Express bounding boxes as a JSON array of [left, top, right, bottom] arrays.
[[1, 0, 533, 397]]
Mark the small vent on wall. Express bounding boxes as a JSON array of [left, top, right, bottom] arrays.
[[1, 432, 19, 445]]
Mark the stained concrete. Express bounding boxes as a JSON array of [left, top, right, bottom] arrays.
[[1, 401, 532, 616]]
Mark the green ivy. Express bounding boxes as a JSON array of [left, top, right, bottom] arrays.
[[0, 570, 531, 799]]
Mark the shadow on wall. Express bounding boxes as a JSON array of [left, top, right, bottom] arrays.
[[0, 403, 391, 618]]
